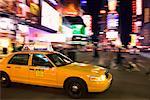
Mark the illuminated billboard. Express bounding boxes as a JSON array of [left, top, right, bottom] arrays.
[[16, 0, 40, 24], [0, 0, 16, 14], [136, 0, 142, 15], [41, 0, 60, 31], [28, 27, 66, 42], [82, 15, 93, 36]]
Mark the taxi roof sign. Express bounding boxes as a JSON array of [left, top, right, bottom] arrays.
[[22, 41, 54, 51]]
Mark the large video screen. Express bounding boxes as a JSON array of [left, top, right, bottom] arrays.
[[41, 0, 60, 31]]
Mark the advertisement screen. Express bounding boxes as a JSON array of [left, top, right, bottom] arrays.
[[16, 0, 40, 24], [82, 15, 93, 36], [70, 24, 85, 36], [41, 0, 60, 31]]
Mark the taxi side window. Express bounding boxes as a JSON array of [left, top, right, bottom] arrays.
[[32, 54, 53, 68], [8, 54, 29, 65]]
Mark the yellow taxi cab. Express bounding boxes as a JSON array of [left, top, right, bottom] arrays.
[[0, 51, 112, 98]]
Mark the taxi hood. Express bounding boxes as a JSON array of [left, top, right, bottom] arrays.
[[63, 62, 106, 75]]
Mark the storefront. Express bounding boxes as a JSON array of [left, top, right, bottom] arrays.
[[0, 17, 15, 54], [0, 33, 14, 54]]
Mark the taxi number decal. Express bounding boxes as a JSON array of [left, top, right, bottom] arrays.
[[36, 70, 44, 77]]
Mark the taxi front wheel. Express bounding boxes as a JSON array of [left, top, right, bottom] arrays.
[[64, 78, 87, 99], [0, 72, 11, 87]]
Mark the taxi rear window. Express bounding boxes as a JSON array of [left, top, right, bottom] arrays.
[[8, 54, 29, 65]]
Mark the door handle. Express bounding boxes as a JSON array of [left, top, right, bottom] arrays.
[[7, 66, 11, 68], [29, 68, 35, 71], [36, 69, 44, 71], [15, 67, 21, 69]]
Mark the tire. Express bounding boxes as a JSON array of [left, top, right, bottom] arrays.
[[64, 78, 87, 99], [0, 72, 11, 87]]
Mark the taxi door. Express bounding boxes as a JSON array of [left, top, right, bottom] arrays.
[[7, 54, 30, 83], [28, 54, 57, 86]]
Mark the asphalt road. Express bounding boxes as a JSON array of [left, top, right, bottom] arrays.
[[1, 70, 150, 100], [1, 51, 150, 100]]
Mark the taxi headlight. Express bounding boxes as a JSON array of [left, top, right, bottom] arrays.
[[89, 75, 106, 82]]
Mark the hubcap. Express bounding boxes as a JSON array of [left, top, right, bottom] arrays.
[[1, 76, 6, 83], [72, 85, 79, 92], [70, 83, 81, 95], [2, 77, 6, 81]]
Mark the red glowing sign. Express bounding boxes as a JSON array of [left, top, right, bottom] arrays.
[[132, 0, 137, 33]]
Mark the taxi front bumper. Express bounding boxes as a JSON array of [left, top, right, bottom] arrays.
[[88, 73, 112, 92]]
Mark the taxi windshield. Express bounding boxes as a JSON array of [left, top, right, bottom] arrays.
[[46, 53, 73, 67]]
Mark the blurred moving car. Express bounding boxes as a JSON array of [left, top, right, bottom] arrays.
[[0, 51, 112, 98], [128, 46, 140, 55], [80, 43, 93, 52]]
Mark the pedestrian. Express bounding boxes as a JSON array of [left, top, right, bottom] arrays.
[[108, 45, 114, 67], [2, 48, 7, 54], [116, 47, 122, 64], [93, 42, 99, 58]]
